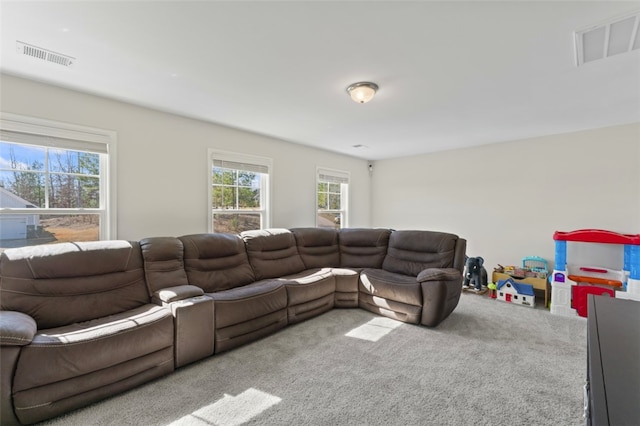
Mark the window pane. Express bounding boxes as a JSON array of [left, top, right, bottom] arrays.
[[0, 170, 46, 207], [238, 187, 259, 208], [212, 186, 237, 209], [329, 193, 341, 210], [317, 212, 340, 229], [210, 152, 270, 233], [48, 149, 99, 175], [316, 174, 347, 229], [224, 187, 237, 209], [213, 213, 261, 234], [317, 191, 327, 209], [0, 213, 99, 249], [212, 168, 223, 185], [1, 118, 111, 244], [0, 142, 46, 171], [212, 168, 264, 210], [212, 167, 237, 185], [48, 175, 100, 208], [328, 183, 341, 193], [211, 186, 222, 208], [237, 171, 256, 187]]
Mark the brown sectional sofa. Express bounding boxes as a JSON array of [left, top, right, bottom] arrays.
[[0, 227, 466, 425]]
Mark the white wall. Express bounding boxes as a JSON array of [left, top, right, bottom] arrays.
[[0, 74, 371, 240], [3, 74, 639, 275], [372, 123, 640, 272]]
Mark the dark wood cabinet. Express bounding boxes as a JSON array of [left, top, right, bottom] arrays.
[[586, 295, 640, 425]]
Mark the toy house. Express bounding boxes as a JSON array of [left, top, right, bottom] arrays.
[[493, 256, 549, 307], [496, 278, 536, 308]]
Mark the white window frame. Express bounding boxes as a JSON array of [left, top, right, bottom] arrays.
[[0, 112, 117, 240], [316, 167, 349, 228], [208, 149, 272, 233]]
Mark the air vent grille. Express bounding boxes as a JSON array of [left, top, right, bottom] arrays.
[[575, 10, 640, 66], [16, 41, 75, 67]]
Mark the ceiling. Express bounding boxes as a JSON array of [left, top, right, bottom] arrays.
[[1, 0, 639, 160]]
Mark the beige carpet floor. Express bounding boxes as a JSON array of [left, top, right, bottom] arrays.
[[41, 293, 587, 426]]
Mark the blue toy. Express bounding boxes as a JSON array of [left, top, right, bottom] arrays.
[[496, 278, 536, 307]]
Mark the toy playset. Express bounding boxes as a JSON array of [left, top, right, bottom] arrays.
[[495, 256, 549, 280], [492, 257, 550, 306], [495, 277, 536, 307], [550, 229, 640, 317]]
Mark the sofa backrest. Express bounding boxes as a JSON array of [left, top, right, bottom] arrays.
[[0, 241, 149, 329], [179, 233, 256, 292], [291, 227, 340, 269], [338, 228, 391, 268], [452, 237, 467, 273], [139, 237, 189, 293], [382, 230, 462, 276], [241, 228, 306, 280]]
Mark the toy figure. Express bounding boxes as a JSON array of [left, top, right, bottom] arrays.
[[487, 282, 497, 298], [463, 256, 488, 293]]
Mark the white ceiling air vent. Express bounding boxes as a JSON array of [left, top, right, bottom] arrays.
[[16, 41, 75, 68], [575, 10, 640, 66]]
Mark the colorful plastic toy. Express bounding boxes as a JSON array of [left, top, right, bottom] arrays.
[[550, 229, 640, 317], [487, 282, 497, 299], [496, 278, 536, 307]]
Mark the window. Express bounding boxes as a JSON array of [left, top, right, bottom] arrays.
[[316, 167, 349, 229], [0, 113, 116, 249], [209, 149, 271, 234]]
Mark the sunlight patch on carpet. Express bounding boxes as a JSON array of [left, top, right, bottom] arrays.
[[168, 387, 281, 426], [345, 316, 402, 341]]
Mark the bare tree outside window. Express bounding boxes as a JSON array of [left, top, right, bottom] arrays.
[[211, 164, 267, 234], [0, 141, 105, 248]]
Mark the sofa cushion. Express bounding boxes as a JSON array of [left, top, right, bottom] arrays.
[[291, 227, 340, 268], [1, 240, 133, 279], [281, 268, 336, 306], [206, 278, 288, 353], [0, 241, 149, 329], [140, 237, 189, 293], [280, 268, 336, 323], [331, 268, 360, 307], [360, 268, 423, 307], [339, 228, 391, 268], [358, 293, 422, 324], [207, 280, 287, 329], [12, 304, 174, 424], [179, 233, 256, 292], [241, 229, 306, 280], [13, 304, 173, 393], [382, 230, 459, 276]]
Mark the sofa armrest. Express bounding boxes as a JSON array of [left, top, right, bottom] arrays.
[[0, 311, 37, 346], [416, 268, 462, 283], [419, 268, 464, 327], [151, 285, 214, 367], [152, 285, 204, 305]]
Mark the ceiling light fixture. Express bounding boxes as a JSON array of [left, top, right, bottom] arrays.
[[346, 82, 378, 104]]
